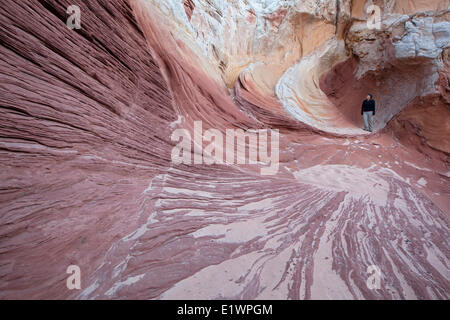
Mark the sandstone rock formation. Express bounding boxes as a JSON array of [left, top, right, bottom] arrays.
[[0, 0, 449, 299]]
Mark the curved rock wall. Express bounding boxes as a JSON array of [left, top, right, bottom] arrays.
[[160, 0, 450, 136], [0, 0, 449, 299], [0, 0, 178, 299]]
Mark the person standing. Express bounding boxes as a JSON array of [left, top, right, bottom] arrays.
[[361, 94, 376, 132]]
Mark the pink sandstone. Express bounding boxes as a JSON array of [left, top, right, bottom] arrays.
[[0, 0, 449, 299]]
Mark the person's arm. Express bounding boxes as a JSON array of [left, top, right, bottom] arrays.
[[373, 100, 376, 115], [361, 101, 364, 115]]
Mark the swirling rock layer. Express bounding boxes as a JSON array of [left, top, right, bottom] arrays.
[[0, 0, 449, 299]]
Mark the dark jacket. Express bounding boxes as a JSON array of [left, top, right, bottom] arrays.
[[361, 99, 375, 115]]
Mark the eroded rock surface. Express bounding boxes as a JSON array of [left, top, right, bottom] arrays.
[[0, 0, 449, 299]]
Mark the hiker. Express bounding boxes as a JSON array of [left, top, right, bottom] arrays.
[[361, 94, 375, 132]]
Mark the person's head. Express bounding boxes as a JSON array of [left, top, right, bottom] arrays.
[[367, 93, 373, 100]]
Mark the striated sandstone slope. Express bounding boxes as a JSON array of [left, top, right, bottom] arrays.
[[0, 0, 449, 299]]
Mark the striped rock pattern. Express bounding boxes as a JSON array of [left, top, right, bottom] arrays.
[[0, 0, 449, 299]]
